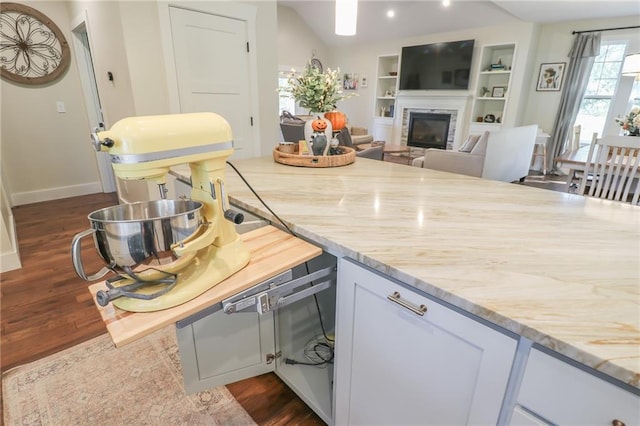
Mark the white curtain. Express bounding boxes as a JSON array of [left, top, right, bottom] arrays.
[[548, 32, 602, 172]]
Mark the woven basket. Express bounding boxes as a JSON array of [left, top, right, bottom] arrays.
[[273, 146, 355, 168]]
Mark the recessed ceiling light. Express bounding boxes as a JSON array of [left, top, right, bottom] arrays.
[[443, 0, 451, 6], [387, 9, 395, 18]]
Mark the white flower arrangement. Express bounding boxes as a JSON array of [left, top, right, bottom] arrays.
[[279, 63, 356, 113], [615, 107, 640, 135]]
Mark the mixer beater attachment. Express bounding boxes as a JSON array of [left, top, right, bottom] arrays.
[[95, 267, 177, 307]]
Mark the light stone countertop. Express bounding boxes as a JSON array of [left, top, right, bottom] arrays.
[[173, 156, 640, 388]]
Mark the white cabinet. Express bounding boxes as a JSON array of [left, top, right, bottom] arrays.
[[511, 348, 640, 426], [372, 117, 393, 142], [375, 54, 399, 119], [334, 258, 517, 425], [176, 253, 337, 425], [470, 43, 516, 130]]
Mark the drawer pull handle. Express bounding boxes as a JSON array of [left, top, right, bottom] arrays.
[[387, 291, 427, 316], [612, 420, 625, 426]]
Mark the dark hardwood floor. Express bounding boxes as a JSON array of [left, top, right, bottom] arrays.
[[0, 192, 324, 425]]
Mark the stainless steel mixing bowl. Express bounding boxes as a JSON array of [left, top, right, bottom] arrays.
[[72, 199, 203, 281]]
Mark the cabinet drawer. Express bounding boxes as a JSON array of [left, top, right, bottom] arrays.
[[517, 348, 639, 425], [511, 406, 551, 425]]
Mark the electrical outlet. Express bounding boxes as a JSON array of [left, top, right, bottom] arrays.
[[56, 101, 66, 113]]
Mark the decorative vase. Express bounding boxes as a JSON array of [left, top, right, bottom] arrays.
[[311, 133, 328, 156], [304, 115, 332, 143]]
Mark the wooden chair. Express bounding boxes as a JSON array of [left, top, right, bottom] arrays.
[[576, 134, 640, 205]]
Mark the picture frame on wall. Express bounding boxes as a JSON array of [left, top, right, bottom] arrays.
[[343, 73, 359, 90], [536, 62, 566, 91]]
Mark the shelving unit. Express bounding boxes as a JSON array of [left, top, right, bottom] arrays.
[[374, 54, 399, 118], [470, 43, 516, 130], [373, 54, 399, 142]]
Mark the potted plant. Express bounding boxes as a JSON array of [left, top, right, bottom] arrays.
[[280, 63, 356, 141]]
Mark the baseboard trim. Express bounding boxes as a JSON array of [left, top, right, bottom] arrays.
[[1, 212, 22, 272], [11, 182, 103, 206], [1, 251, 22, 272]]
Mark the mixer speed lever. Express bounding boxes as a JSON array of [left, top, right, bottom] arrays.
[[90, 132, 114, 151]]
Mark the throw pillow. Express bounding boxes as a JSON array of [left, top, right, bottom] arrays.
[[336, 128, 354, 148], [471, 131, 490, 155], [458, 134, 481, 153]]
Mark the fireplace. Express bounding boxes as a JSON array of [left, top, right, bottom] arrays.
[[407, 112, 451, 150]]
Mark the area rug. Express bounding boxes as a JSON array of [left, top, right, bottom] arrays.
[[2, 327, 256, 425]]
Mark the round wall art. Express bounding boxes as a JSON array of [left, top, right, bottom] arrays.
[[0, 2, 70, 85]]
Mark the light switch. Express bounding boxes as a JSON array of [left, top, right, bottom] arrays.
[[56, 101, 66, 113]]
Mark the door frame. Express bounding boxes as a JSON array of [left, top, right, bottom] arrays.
[[70, 10, 116, 193], [157, 1, 262, 156]]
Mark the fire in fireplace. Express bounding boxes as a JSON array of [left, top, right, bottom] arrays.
[[407, 112, 451, 149]]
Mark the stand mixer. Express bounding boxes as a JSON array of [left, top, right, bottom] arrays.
[[72, 112, 251, 312]]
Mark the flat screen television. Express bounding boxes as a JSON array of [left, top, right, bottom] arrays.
[[399, 39, 475, 90]]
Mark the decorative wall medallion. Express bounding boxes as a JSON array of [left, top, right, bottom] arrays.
[[310, 57, 323, 73], [0, 2, 70, 85]]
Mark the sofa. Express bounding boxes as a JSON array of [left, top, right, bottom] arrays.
[[411, 125, 539, 183]]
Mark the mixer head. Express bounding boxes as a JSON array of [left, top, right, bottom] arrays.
[[91, 112, 235, 182]]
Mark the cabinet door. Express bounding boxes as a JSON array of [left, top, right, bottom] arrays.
[[176, 309, 275, 394], [334, 258, 517, 425], [373, 118, 393, 142]]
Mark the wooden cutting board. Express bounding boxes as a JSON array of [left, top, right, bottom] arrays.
[[88, 225, 322, 347]]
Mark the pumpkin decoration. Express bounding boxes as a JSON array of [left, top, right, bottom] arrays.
[[311, 116, 328, 132], [324, 110, 346, 131]]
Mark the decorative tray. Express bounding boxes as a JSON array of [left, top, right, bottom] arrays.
[[273, 146, 355, 168]]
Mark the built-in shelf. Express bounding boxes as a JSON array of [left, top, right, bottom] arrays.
[[471, 43, 516, 128], [375, 54, 399, 120]]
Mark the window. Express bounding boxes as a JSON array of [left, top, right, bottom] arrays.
[[574, 42, 627, 145], [278, 75, 296, 116]]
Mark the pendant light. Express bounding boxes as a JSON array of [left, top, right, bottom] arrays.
[[335, 0, 357, 36]]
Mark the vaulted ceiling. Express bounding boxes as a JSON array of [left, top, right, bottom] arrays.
[[278, 1, 640, 47]]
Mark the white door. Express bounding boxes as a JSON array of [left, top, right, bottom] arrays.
[[71, 19, 116, 193], [169, 7, 255, 159]]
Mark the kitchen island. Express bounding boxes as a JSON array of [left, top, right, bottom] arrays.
[[167, 155, 640, 424], [212, 155, 637, 423], [221, 156, 639, 384]]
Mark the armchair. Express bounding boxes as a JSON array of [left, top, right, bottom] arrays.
[[411, 125, 539, 183], [349, 126, 374, 146]]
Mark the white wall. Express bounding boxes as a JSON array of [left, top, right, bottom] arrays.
[[277, 5, 329, 72], [328, 22, 537, 135], [522, 15, 640, 136], [119, 1, 171, 116], [66, 1, 138, 127], [2, 1, 103, 206]]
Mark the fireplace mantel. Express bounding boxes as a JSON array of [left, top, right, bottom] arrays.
[[393, 94, 472, 150]]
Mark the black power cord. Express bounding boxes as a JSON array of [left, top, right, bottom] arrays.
[[227, 160, 334, 365]]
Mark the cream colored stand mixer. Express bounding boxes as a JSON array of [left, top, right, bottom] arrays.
[[71, 112, 251, 312]]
